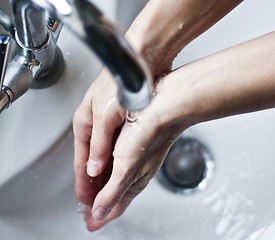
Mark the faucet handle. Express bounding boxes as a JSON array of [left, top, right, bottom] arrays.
[[0, 35, 11, 92]]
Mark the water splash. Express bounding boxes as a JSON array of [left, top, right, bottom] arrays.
[[203, 185, 256, 240], [247, 222, 275, 240], [76, 202, 87, 214]]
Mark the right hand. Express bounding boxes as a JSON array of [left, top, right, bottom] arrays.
[[79, 68, 197, 231]]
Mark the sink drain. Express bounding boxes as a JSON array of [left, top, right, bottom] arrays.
[[157, 136, 215, 194]]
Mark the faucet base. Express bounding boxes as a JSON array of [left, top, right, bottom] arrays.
[[31, 47, 65, 89]]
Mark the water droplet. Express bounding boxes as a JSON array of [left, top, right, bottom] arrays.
[[178, 23, 183, 30], [126, 110, 138, 123]]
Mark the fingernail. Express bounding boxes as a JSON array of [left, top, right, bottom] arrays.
[[86, 158, 100, 177], [92, 207, 110, 221]]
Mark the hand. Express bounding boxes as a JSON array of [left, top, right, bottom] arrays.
[[82, 73, 195, 231], [73, 69, 126, 206], [83, 108, 176, 231], [72, 0, 244, 229]]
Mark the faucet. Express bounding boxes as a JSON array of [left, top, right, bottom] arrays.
[[0, 0, 152, 113]]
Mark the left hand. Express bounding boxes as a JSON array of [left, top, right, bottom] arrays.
[[73, 69, 126, 207]]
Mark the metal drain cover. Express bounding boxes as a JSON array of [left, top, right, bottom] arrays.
[[157, 136, 215, 194]]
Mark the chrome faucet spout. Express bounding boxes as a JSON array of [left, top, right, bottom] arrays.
[[66, 0, 152, 110], [0, 0, 151, 113], [33, 0, 152, 111]]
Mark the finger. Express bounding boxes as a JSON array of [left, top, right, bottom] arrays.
[[85, 179, 148, 231], [88, 122, 143, 221], [90, 161, 133, 222], [87, 100, 125, 177], [73, 104, 94, 205]]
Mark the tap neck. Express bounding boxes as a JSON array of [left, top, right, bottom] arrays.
[[11, 0, 48, 49]]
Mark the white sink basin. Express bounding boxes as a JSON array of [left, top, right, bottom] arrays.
[[1, 0, 275, 239]]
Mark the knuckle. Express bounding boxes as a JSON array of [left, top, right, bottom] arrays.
[[125, 186, 143, 199], [89, 137, 109, 160], [89, 145, 109, 162], [74, 160, 87, 173], [106, 196, 122, 210], [72, 106, 92, 133], [77, 192, 91, 206], [112, 161, 135, 185]]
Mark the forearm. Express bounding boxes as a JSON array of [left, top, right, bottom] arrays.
[[153, 31, 275, 130], [126, 0, 243, 77]]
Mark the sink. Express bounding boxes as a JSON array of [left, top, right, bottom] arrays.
[[1, 0, 275, 239]]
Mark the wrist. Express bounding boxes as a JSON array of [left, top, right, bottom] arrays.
[[125, 28, 174, 80], [139, 70, 197, 138], [124, 0, 188, 79], [125, 0, 243, 80]]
